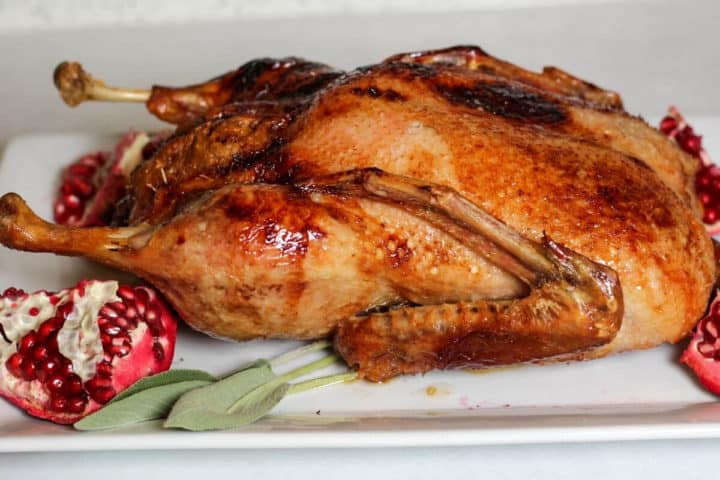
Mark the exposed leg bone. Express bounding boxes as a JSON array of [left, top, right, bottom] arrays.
[[0, 193, 148, 270], [54, 62, 150, 107], [318, 169, 624, 381]]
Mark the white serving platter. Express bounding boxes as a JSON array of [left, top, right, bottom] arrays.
[[0, 123, 719, 452]]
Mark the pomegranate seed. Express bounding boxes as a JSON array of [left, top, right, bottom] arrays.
[[40, 357, 60, 377], [5, 353, 24, 378], [64, 194, 81, 209], [46, 374, 65, 394], [63, 374, 83, 396], [101, 324, 122, 336], [112, 341, 132, 358], [101, 334, 113, 346], [1, 287, 26, 299], [153, 342, 165, 361], [116, 317, 130, 329], [46, 332, 59, 353], [59, 360, 74, 377], [28, 307, 40, 316], [18, 332, 38, 355], [109, 301, 126, 313], [95, 362, 113, 377], [69, 177, 93, 197], [703, 208, 718, 224], [50, 395, 68, 412], [117, 286, 135, 301], [123, 306, 137, 320], [85, 376, 112, 392], [31, 345, 49, 362], [20, 358, 36, 381], [659, 116, 677, 134], [99, 305, 118, 319], [68, 396, 87, 413], [90, 387, 116, 404], [37, 319, 61, 341]]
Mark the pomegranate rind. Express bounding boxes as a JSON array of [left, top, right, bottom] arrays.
[[0, 281, 177, 424]]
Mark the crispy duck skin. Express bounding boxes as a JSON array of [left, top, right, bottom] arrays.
[[1, 46, 714, 381]]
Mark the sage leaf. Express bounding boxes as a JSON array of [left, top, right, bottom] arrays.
[[111, 369, 217, 404], [164, 360, 276, 431], [74, 379, 212, 431]]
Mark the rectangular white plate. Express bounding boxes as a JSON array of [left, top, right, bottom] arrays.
[[1, 122, 719, 452]]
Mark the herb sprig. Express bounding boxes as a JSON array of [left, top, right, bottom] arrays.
[[74, 341, 357, 431]]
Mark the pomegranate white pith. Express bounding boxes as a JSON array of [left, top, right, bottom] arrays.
[[0, 281, 176, 424]]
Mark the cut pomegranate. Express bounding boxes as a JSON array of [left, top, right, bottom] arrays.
[[53, 131, 149, 227], [681, 289, 720, 396], [659, 106, 720, 235], [0, 281, 177, 424]]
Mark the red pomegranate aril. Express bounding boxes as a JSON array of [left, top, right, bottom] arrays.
[[100, 305, 118, 319], [659, 116, 677, 134], [63, 374, 83, 396], [58, 360, 74, 377], [1, 287, 26, 299], [95, 362, 112, 378], [31, 345, 49, 362], [153, 342, 165, 362], [85, 376, 112, 392], [46, 332, 59, 353], [89, 387, 116, 404], [117, 285, 135, 301], [101, 324, 122, 337], [68, 396, 88, 414], [41, 358, 60, 377], [20, 359, 36, 381], [5, 353, 24, 378], [46, 374, 65, 395], [50, 395, 68, 412], [18, 332, 38, 355], [111, 341, 131, 358]]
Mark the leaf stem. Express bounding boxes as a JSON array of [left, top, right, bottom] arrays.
[[276, 354, 339, 383], [224, 355, 340, 414], [269, 340, 331, 368], [287, 372, 358, 395]]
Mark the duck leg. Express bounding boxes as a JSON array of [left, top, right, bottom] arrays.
[[53, 58, 339, 125], [317, 169, 624, 381]]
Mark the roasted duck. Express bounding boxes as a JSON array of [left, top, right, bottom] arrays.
[[0, 46, 714, 381]]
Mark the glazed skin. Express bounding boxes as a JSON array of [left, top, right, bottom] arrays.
[[0, 46, 715, 380]]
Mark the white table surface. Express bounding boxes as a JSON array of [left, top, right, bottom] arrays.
[[0, 1, 718, 477]]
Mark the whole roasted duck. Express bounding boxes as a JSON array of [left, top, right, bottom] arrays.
[[0, 46, 714, 381]]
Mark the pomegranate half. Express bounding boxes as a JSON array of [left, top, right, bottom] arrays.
[[0, 280, 177, 424], [53, 131, 149, 227], [681, 289, 720, 396]]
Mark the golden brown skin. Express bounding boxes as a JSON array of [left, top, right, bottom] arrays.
[[0, 46, 715, 380]]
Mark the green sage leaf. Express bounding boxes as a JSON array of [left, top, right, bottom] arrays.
[[74, 379, 212, 431], [111, 369, 217, 404], [164, 360, 277, 431]]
